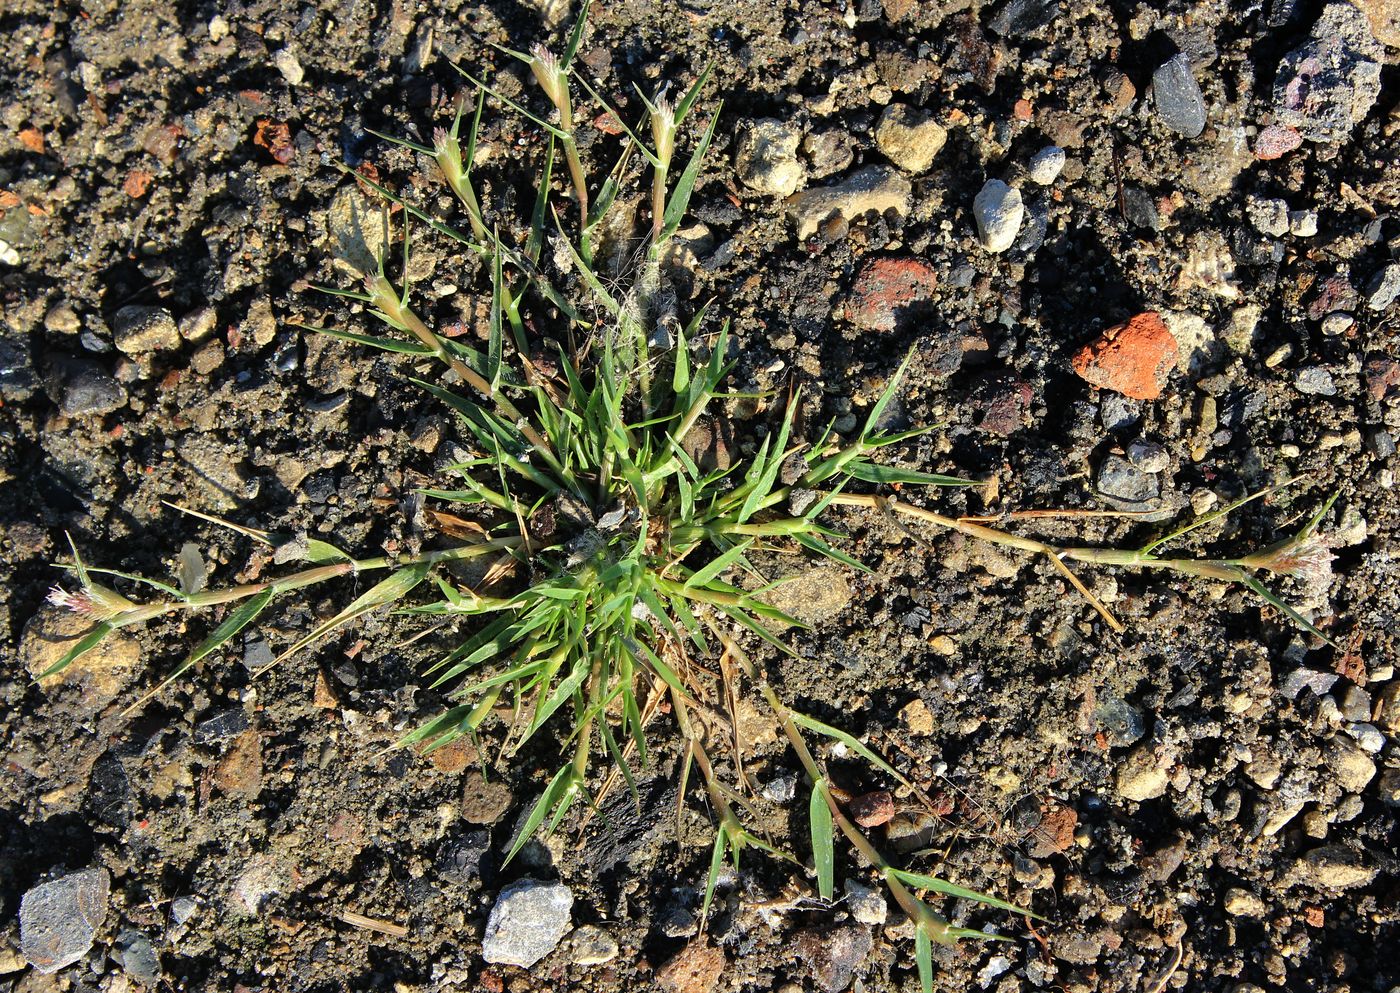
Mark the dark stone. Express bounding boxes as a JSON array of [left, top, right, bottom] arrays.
[[989, 0, 1061, 37], [195, 709, 250, 745], [1152, 54, 1207, 138]]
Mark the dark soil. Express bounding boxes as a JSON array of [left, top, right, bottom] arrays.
[[2, 1, 1398, 991]]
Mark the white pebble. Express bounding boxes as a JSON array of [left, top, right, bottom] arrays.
[[273, 48, 305, 86], [1027, 145, 1065, 185], [973, 179, 1024, 253], [209, 15, 229, 41]]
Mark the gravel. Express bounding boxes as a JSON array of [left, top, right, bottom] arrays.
[[19, 867, 110, 974], [1272, 3, 1384, 144], [972, 179, 1024, 253], [480, 879, 574, 967], [1151, 54, 1207, 138], [734, 119, 806, 196], [1026, 145, 1065, 185]]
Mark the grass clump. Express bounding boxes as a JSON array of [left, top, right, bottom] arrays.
[[39, 5, 1343, 988]]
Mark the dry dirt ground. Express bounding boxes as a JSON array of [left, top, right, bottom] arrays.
[[1, 1, 1398, 991]]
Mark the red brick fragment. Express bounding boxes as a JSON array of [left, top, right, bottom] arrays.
[[849, 790, 895, 828], [1071, 311, 1178, 401], [845, 256, 938, 332]]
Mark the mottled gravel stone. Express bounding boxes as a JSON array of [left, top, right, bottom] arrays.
[[1273, 4, 1383, 144], [787, 166, 911, 240], [1366, 264, 1400, 311], [1152, 54, 1207, 137], [734, 118, 806, 196], [20, 868, 110, 974], [874, 103, 947, 173], [481, 879, 573, 967]]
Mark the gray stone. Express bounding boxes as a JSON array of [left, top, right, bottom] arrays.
[[1273, 4, 1383, 144], [1126, 440, 1169, 473], [787, 166, 911, 240], [1295, 366, 1338, 396], [1152, 54, 1207, 138], [58, 362, 125, 416], [1096, 455, 1159, 503], [271, 48, 304, 86], [20, 868, 110, 974], [481, 879, 573, 967], [1365, 264, 1400, 311], [1289, 210, 1319, 237], [797, 924, 873, 993], [734, 119, 806, 196], [1280, 668, 1339, 698], [972, 179, 1023, 253], [1027, 145, 1065, 185], [843, 880, 887, 925], [113, 305, 180, 354], [116, 930, 161, 982]]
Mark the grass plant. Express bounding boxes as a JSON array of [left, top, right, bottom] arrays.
[[38, 5, 1342, 988]]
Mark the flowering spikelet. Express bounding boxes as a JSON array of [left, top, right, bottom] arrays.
[[47, 583, 138, 621], [1243, 534, 1336, 602]]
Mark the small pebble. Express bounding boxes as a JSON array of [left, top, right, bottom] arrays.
[[1152, 54, 1207, 138], [1366, 264, 1400, 311], [1288, 210, 1318, 237], [1320, 312, 1354, 337], [972, 179, 1024, 253], [1246, 196, 1290, 237], [1026, 145, 1065, 185], [481, 879, 573, 967], [113, 305, 180, 354], [20, 868, 111, 974], [1295, 367, 1338, 396], [272, 48, 304, 86]]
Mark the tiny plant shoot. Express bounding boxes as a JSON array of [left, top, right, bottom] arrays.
[[41, 5, 1340, 988]]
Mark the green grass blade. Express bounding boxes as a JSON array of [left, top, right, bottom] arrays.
[[701, 826, 729, 921], [660, 105, 720, 242], [889, 868, 1044, 920], [505, 765, 576, 865], [1241, 575, 1336, 647], [810, 779, 835, 900], [915, 922, 934, 993], [684, 538, 753, 589], [789, 712, 910, 787]]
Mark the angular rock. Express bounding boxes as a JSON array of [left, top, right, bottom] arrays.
[[113, 305, 180, 354], [1291, 845, 1377, 889], [843, 880, 887, 925], [1295, 367, 1338, 396], [1366, 264, 1400, 311], [568, 924, 619, 966], [1071, 312, 1178, 400], [56, 360, 126, 416], [655, 940, 725, 993], [1254, 124, 1304, 159], [972, 179, 1023, 252], [1273, 4, 1384, 144], [1116, 744, 1171, 801], [787, 166, 911, 240], [20, 868, 110, 974], [874, 104, 947, 173], [796, 924, 873, 993], [1247, 196, 1290, 237], [1152, 54, 1207, 137], [480, 879, 573, 967], [1097, 456, 1159, 504], [734, 119, 806, 196]]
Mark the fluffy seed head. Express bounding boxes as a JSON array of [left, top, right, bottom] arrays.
[[47, 583, 137, 621]]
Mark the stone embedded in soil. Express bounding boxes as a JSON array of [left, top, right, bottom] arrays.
[[787, 166, 911, 240], [1356, 0, 1400, 45], [1097, 456, 1159, 505], [1224, 887, 1267, 917], [874, 103, 947, 173], [1254, 124, 1303, 159], [480, 879, 573, 967], [795, 924, 873, 993], [1116, 744, 1171, 801], [1071, 312, 1178, 400], [759, 566, 852, 625], [1290, 845, 1378, 890], [568, 925, 619, 966], [211, 728, 263, 794], [972, 179, 1023, 253], [1152, 54, 1208, 137], [844, 256, 938, 331], [1247, 196, 1290, 237], [461, 769, 513, 824], [843, 880, 887, 925], [1027, 145, 1065, 185], [1366, 263, 1400, 311], [849, 790, 895, 827], [56, 360, 126, 416], [1324, 735, 1377, 792], [19, 868, 110, 974], [1272, 3, 1384, 144], [228, 856, 287, 916], [654, 939, 726, 993], [113, 305, 180, 354], [1294, 366, 1338, 396], [115, 929, 161, 983], [734, 118, 806, 196], [23, 605, 140, 705]]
